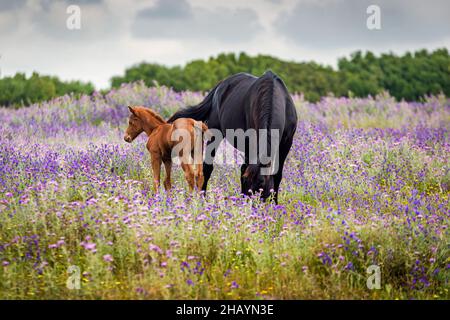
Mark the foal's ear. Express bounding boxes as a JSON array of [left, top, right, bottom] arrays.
[[128, 106, 137, 116]]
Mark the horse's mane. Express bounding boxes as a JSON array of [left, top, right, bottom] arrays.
[[256, 71, 276, 131], [167, 81, 222, 123], [253, 71, 279, 167], [142, 107, 166, 124]]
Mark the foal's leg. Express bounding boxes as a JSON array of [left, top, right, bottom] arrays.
[[195, 163, 204, 191], [163, 159, 172, 191], [191, 148, 203, 191], [151, 152, 162, 193], [180, 163, 195, 192]]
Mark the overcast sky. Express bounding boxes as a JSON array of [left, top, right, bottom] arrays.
[[0, 0, 449, 89]]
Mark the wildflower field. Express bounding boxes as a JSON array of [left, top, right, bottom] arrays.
[[0, 82, 449, 299]]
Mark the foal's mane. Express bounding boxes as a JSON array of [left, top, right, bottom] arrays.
[[134, 106, 166, 125], [144, 108, 166, 124]]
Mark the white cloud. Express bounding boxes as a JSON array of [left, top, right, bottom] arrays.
[[0, 0, 448, 89], [132, 0, 263, 43], [277, 0, 450, 49]]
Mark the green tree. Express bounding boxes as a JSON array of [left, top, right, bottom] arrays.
[[0, 72, 94, 107]]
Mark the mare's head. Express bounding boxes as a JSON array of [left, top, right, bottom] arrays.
[[242, 164, 274, 201], [124, 106, 165, 143]]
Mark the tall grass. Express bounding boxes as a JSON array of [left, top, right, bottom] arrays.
[[0, 83, 449, 299]]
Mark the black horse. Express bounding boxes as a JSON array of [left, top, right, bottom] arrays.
[[168, 71, 297, 203]]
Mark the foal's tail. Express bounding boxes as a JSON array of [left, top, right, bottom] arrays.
[[194, 121, 212, 141], [189, 121, 208, 172], [200, 122, 208, 133], [192, 121, 210, 140], [167, 81, 221, 123]]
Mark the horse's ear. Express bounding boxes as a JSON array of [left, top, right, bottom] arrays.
[[128, 106, 136, 115], [243, 167, 251, 178]]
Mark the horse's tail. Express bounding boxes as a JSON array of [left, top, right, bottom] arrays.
[[190, 121, 208, 168], [192, 121, 211, 141], [167, 82, 221, 123]]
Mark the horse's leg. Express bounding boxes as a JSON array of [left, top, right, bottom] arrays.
[[202, 163, 213, 191], [163, 159, 172, 191], [202, 138, 221, 191], [240, 135, 251, 195], [151, 153, 162, 193], [273, 136, 294, 204], [196, 163, 204, 191], [240, 163, 248, 194], [181, 163, 195, 192], [190, 149, 203, 191]]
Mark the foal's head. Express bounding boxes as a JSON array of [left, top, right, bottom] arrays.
[[124, 106, 144, 143], [124, 106, 165, 143]]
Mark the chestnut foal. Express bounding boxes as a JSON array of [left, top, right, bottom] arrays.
[[124, 106, 208, 193]]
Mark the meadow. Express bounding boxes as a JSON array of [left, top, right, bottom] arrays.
[[0, 82, 449, 299]]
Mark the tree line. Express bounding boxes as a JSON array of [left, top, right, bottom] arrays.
[[111, 49, 450, 102], [0, 72, 94, 107], [1, 48, 449, 106]]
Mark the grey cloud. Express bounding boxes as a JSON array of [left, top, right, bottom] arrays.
[[25, 0, 118, 42], [132, 0, 263, 43], [68, 0, 103, 3], [276, 0, 450, 48], [0, 0, 27, 11], [57, 0, 103, 4], [137, 0, 192, 19], [0, 0, 102, 14]]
